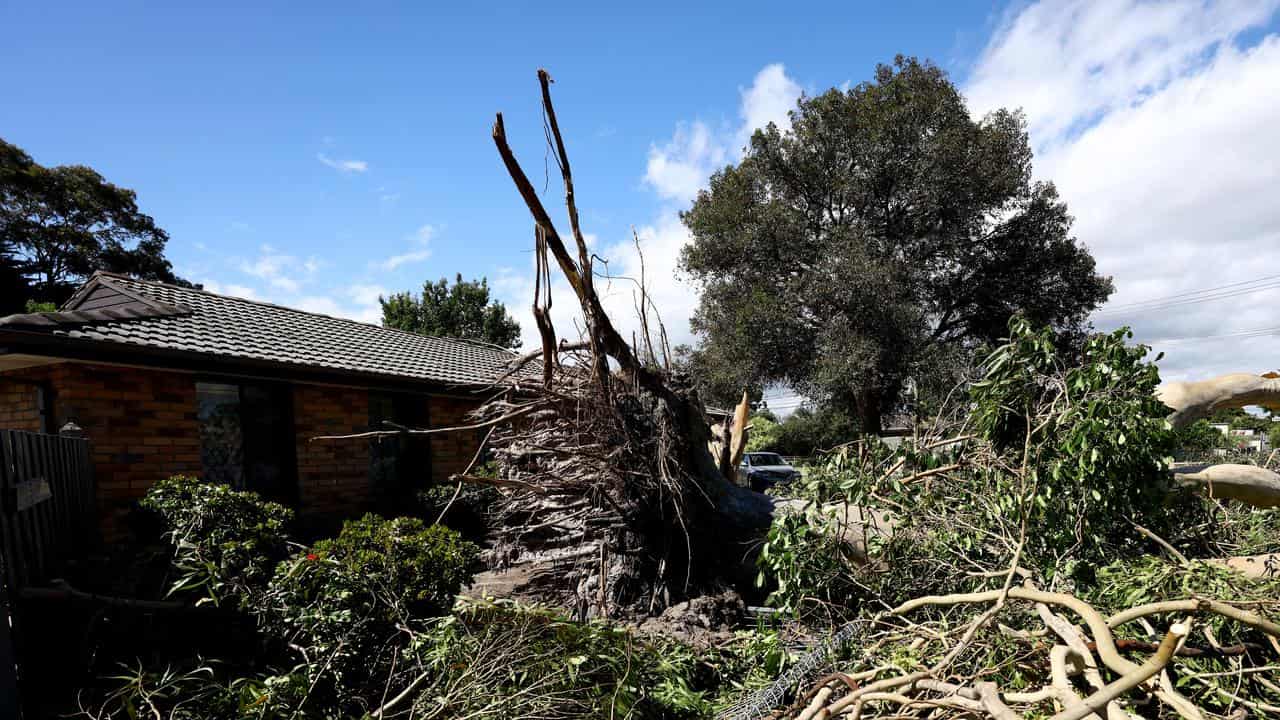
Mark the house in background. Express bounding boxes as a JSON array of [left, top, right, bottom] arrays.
[[1208, 422, 1272, 454], [0, 272, 525, 538]]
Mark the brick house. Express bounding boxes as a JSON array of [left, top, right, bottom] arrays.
[[0, 272, 524, 537]]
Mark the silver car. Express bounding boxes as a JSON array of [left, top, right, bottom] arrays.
[[737, 452, 801, 491]]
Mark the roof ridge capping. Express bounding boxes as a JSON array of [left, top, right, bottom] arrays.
[[0, 302, 192, 328]]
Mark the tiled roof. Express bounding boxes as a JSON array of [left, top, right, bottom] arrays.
[[0, 273, 528, 388]]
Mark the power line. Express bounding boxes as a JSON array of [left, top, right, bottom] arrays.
[[1143, 325, 1280, 346], [1095, 279, 1280, 318], [1101, 272, 1280, 311]]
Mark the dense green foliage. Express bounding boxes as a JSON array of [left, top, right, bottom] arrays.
[[98, 477, 786, 719], [744, 406, 859, 457], [141, 476, 294, 608], [264, 515, 479, 693], [1081, 556, 1280, 711], [0, 137, 191, 309], [679, 56, 1112, 433], [1174, 419, 1228, 453], [969, 318, 1178, 570], [124, 478, 490, 717], [91, 597, 791, 720], [381, 273, 522, 349], [758, 319, 1185, 619]]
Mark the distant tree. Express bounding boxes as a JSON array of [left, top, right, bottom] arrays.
[[0, 137, 191, 308], [744, 413, 782, 453], [680, 56, 1113, 433], [1269, 422, 1280, 452], [380, 274, 521, 349], [672, 343, 765, 410], [1173, 419, 1225, 453], [0, 238, 31, 315], [746, 405, 860, 457]]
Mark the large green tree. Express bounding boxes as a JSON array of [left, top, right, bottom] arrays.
[[1, 137, 190, 308], [381, 274, 522, 349], [680, 57, 1113, 433]]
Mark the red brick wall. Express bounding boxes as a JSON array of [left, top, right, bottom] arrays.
[[0, 377, 43, 432], [293, 384, 373, 515], [0, 362, 486, 537], [428, 395, 484, 483], [1, 363, 202, 536]]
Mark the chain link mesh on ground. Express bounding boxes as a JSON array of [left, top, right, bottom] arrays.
[[717, 619, 866, 720]]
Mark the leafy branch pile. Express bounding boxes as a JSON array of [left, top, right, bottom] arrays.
[[750, 320, 1280, 720]]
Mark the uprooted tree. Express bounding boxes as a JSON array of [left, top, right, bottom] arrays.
[[461, 70, 775, 616]]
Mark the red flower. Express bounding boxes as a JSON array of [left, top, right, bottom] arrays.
[[306, 553, 318, 561]]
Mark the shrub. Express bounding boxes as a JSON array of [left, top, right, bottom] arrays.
[[141, 476, 293, 608], [263, 514, 479, 697]]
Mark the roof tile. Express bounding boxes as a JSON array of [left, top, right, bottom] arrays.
[[1, 273, 532, 388]]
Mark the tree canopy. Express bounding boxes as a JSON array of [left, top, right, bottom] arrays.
[[679, 57, 1113, 433], [1, 137, 190, 310], [380, 274, 522, 349]]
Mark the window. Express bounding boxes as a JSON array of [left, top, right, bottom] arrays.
[[196, 381, 296, 502], [35, 383, 54, 434], [369, 392, 431, 501]]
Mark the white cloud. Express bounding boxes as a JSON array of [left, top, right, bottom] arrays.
[[736, 63, 803, 147], [967, 0, 1280, 381], [196, 279, 260, 300], [967, 0, 1279, 145], [239, 245, 319, 293], [643, 63, 801, 205], [374, 224, 436, 271], [316, 153, 369, 173], [644, 121, 726, 203], [347, 283, 388, 308]]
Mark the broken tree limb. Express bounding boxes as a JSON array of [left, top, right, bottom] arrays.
[[1157, 372, 1280, 429], [1173, 463, 1280, 507], [1049, 621, 1190, 720], [1107, 598, 1280, 638], [1202, 553, 1280, 579]]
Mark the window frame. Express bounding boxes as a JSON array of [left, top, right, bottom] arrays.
[[194, 376, 298, 503]]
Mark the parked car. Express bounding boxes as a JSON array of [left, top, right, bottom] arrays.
[[737, 452, 801, 491]]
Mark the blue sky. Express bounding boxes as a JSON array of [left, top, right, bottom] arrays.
[[1, 2, 995, 311], [5, 1, 1280, 406]]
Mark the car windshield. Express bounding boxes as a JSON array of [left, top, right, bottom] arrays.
[[748, 453, 786, 466]]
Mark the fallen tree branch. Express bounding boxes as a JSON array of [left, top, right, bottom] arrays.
[[309, 402, 547, 442], [20, 579, 208, 613], [1107, 598, 1280, 638], [1049, 621, 1190, 720]]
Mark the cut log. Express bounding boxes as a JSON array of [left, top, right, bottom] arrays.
[[1173, 463, 1280, 507], [1201, 554, 1280, 579], [1156, 373, 1280, 429]]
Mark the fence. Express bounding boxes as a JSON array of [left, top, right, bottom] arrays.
[[0, 429, 96, 591], [0, 428, 96, 718]]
